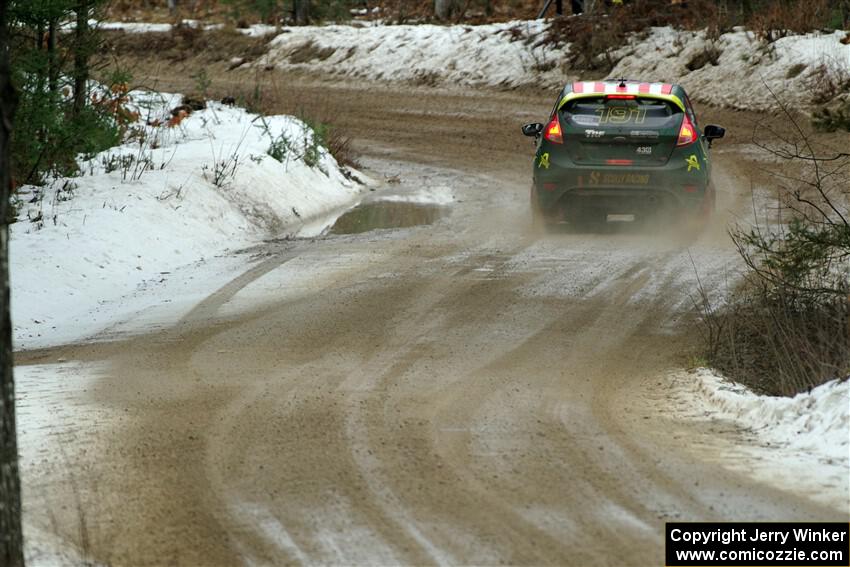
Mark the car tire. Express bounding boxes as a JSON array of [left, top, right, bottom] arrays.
[[679, 189, 714, 234], [530, 185, 553, 232]]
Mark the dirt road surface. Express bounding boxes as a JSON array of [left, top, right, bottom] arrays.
[[17, 74, 847, 566]]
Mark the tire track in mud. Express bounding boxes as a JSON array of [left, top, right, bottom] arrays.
[[206, 282, 467, 565], [116, 237, 476, 565], [420, 259, 674, 565], [205, 242, 544, 564], [336, 249, 551, 564], [324, 248, 678, 564], [132, 235, 536, 560]]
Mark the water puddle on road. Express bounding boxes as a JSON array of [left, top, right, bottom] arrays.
[[329, 200, 448, 235]]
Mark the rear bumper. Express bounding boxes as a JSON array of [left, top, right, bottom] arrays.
[[532, 159, 709, 219]]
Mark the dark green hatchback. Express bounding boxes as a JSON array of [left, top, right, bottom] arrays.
[[522, 80, 725, 228]]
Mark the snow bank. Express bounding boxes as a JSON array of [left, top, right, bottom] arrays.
[[690, 369, 849, 463], [259, 20, 557, 88], [675, 368, 849, 510], [97, 18, 849, 109], [11, 91, 363, 349], [256, 21, 849, 109], [611, 28, 850, 111]]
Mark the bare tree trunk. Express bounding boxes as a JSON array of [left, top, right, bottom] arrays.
[[295, 0, 310, 25], [35, 24, 44, 52], [0, 0, 23, 565], [73, 0, 90, 116], [435, 0, 452, 19], [48, 20, 58, 94]]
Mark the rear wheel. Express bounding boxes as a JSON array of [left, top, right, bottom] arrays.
[[531, 185, 559, 233], [702, 184, 716, 217], [679, 186, 715, 233]]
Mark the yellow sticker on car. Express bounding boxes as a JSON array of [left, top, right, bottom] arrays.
[[538, 152, 550, 169], [686, 154, 701, 172]]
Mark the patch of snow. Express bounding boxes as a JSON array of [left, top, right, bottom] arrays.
[[11, 90, 364, 350], [17, 362, 110, 566], [96, 21, 173, 33], [379, 185, 456, 205], [673, 368, 849, 511], [94, 20, 279, 36]]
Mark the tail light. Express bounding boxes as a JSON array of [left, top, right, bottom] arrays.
[[677, 114, 697, 146], [544, 114, 563, 144]]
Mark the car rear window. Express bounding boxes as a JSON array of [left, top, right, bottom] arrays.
[[561, 97, 680, 129]]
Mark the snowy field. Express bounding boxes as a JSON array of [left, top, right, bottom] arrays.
[[11, 90, 365, 350]]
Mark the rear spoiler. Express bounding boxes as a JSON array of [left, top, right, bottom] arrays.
[[557, 92, 686, 112]]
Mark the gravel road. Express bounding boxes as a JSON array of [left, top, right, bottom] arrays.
[[16, 74, 847, 566]]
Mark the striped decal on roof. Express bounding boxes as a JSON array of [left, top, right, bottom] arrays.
[[570, 82, 673, 95]]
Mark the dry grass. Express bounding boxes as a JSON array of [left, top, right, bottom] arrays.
[[224, 75, 361, 168], [287, 41, 337, 64], [325, 128, 359, 169], [106, 0, 246, 24], [807, 63, 850, 106], [105, 0, 544, 24], [699, 279, 849, 396], [749, 0, 834, 43], [99, 25, 270, 64]]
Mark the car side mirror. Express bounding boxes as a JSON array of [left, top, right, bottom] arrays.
[[704, 124, 725, 141], [522, 122, 544, 137]]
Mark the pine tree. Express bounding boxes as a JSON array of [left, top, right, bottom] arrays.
[[0, 0, 23, 562]]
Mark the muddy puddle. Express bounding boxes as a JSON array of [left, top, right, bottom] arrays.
[[329, 200, 449, 235]]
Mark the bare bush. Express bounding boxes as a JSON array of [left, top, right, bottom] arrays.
[[749, 0, 834, 43], [326, 128, 359, 169], [807, 62, 850, 106], [699, 91, 850, 396], [542, 0, 725, 73], [812, 99, 850, 133]]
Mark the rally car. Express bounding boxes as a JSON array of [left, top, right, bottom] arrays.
[[522, 80, 725, 228]]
